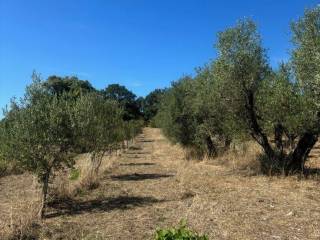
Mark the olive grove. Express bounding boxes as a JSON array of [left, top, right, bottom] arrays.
[[155, 7, 320, 174]]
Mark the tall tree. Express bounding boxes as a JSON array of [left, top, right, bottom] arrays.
[[44, 75, 96, 98], [103, 84, 142, 120], [143, 89, 166, 121]]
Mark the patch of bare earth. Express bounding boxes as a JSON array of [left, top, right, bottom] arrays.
[[1, 128, 320, 239]]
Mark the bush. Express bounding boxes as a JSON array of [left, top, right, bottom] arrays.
[[154, 221, 208, 240]]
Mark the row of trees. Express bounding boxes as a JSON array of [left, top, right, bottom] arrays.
[[0, 74, 149, 218], [155, 6, 320, 174], [42, 75, 165, 122]]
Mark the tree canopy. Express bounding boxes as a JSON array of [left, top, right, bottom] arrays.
[[102, 84, 142, 120]]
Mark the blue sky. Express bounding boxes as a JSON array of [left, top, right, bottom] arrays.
[[0, 0, 319, 113]]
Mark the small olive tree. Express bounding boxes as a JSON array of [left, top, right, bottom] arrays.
[[70, 93, 124, 182], [0, 77, 75, 218]]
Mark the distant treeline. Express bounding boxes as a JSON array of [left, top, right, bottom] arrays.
[[40, 74, 165, 122]]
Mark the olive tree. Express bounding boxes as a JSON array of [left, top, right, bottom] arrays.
[[292, 6, 320, 105], [216, 16, 319, 173], [156, 76, 198, 147], [70, 93, 124, 181], [192, 65, 245, 157], [0, 77, 75, 218], [143, 89, 166, 122], [256, 63, 309, 151], [102, 84, 142, 120]]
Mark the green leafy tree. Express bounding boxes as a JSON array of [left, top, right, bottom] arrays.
[[70, 93, 124, 180], [256, 63, 309, 150], [0, 76, 75, 218], [292, 6, 320, 106], [215, 16, 319, 173], [143, 89, 166, 122], [156, 76, 198, 147], [102, 84, 142, 120], [44, 75, 96, 98], [192, 65, 241, 157]]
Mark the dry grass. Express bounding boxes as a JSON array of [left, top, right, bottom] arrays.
[[0, 150, 120, 239], [0, 174, 41, 239], [201, 140, 262, 174], [1, 128, 320, 239], [50, 151, 120, 200]]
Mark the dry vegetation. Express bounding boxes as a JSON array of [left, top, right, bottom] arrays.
[[1, 128, 320, 239]]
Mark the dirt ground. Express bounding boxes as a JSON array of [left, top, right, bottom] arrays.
[[1, 128, 320, 239]]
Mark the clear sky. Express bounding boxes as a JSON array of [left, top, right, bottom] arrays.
[[0, 0, 319, 113]]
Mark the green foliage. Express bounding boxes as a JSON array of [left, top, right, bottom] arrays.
[[291, 6, 320, 131], [69, 168, 80, 181], [102, 84, 142, 120], [44, 75, 96, 98], [156, 76, 197, 145], [154, 221, 208, 240], [143, 89, 166, 122], [214, 18, 269, 118], [256, 63, 311, 137], [123, 119, 144, 141], [70, 92, 124, 153], [292, 6, 320, 105], [1, 77, 75, 179], [0, 76, 77, 217]]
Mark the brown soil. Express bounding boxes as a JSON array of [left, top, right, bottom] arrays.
[[1, 128, 320, 239]]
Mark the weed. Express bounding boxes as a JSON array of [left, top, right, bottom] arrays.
[[154, 220, 208, 240], [69, 168, 80, 181]]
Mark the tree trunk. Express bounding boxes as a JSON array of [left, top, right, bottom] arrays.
[[224, 137, 232, 149], [274, 123, 284, 153], [38, 170, 50, 219], [242, 90, 319, 174], [90, 151, 105, 175], [288, 134, 297, 150], [286, 132, 318, 173], [206, 136, 216, 158], [245, 91, 275, 160]]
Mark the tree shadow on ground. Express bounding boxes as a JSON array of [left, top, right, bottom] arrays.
[[137, 140, 154, 143], [46, 195, 165, 218], [302, 168, 320, 178], [125, 152, 151, 155], [128, 146, 142, 150], [120, 163, 156, 166], [110, 173, 174, 181], [126, 156, 143, 159]]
